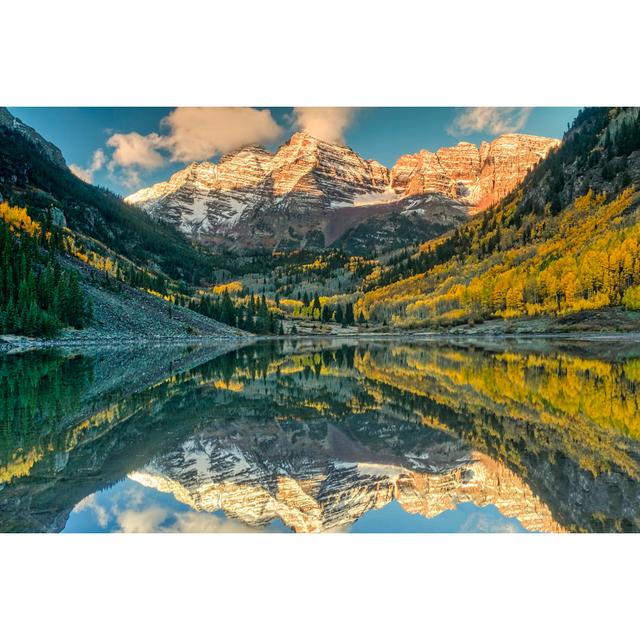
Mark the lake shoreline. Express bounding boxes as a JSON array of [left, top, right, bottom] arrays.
[[260, 331, 640, 340], [4, 329, 640, 355], [5, 306, 640, 354], [0, 333, 255, 354]]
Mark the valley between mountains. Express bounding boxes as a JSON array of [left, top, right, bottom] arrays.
[[2, 107, 640, 343]]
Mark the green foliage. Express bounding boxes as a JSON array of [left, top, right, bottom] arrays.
[[181, 290, 282, 335], [344, 302, 355, 325], [0, 351, 92, 458], [0, 210, 91, 337]]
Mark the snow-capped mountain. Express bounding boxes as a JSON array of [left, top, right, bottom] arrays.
[[126, 131, 558, 252]]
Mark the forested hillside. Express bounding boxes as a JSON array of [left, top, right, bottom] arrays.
[[357, 108, 640, 327], [0, 113, 213, 284], [1, 203, 91, 336]]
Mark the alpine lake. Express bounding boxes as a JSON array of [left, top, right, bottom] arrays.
[[2, 337, 639, 533]]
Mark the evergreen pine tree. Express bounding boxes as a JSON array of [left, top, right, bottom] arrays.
[[220, 290, 236, 326], [345, 302, 355, 325]]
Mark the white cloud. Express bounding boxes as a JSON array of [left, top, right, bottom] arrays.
[[107, 132, 165, 169], [117, 167, 144, 189], [106, 163, 144, 190], [114, 507, 258, 533], [69, 148, 106, 184], [447, 107, 532, 137], [116, 506, 169, 533], [167, 511, 257, 533], [69, 164, 92, 182], [103, 108, 283, 187], [159, 107, 283, 162], [90, 148, 106, 171], [105, 131, 165, 188], [72, 493, 110, 528], [290, 107, 357, 143], [459, 510, 523, 533]]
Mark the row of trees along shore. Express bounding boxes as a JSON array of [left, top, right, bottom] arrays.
[[183, 291, 284, 335], [180, 289, 366, 334], [294, 292, 364, 326]]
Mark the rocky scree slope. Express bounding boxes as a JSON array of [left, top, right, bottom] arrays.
[[59, 258, 248, 343]]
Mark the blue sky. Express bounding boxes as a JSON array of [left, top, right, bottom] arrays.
[[10, 107, 580, 195]]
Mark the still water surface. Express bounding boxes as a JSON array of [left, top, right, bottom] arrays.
[[1, 338, 639, 533]]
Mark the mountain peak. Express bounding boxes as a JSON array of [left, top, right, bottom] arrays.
[[289, 130, 322, 143], [125, 130, 558, 250], [218, 145, 273, 169], [286, 130, 351, 149]]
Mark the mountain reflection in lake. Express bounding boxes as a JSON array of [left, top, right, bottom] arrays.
[[1, 338, 640, 533]]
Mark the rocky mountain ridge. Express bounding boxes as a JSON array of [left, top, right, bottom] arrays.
[[0, 107, 67, 169], [126, 131, 559, 252], [391, 133, 560, 212]]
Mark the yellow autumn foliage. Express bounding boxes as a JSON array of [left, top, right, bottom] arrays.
[[213, 281, 243, 295], [358, 189, 640, 326], [0, 202, 41, 236]]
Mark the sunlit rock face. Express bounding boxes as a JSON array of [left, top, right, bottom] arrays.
[[126, 132, 556, 251], [268, 132, 391, 204], [391, 134, 560, 212], [130, 427, 563, 533], [395, 454, 563, 533]]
